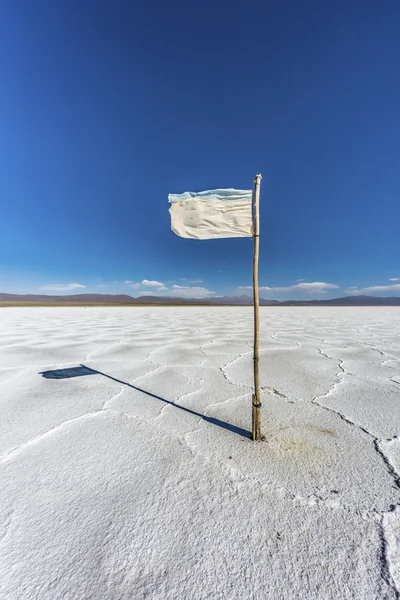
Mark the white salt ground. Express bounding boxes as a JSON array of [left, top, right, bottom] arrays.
[[0, 306, 399, 600]]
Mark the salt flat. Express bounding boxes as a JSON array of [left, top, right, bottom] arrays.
[[0, 307, 399, 600]]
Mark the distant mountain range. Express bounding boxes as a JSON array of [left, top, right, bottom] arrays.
[[1, 293, 400, 306]]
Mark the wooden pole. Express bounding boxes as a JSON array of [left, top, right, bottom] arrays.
[[252, 174, 262, 441]]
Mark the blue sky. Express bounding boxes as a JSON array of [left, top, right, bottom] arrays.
[[1, 0, 399, 300]]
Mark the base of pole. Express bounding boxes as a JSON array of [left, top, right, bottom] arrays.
[[252, 395, 262, 441]]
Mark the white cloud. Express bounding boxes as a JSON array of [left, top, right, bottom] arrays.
[[141, 279, 164, 287], [40, 283, 86, 292], [346, 284, 400, 295], [237, 282, 338, 294], [280, 282, 339, 293], [121, 279, 164, 288], [114, 280, 140, 286], [237, 285, 272, 292], [389, 278, 399, 281], [296, 278, 305, 282], [171, 285, 215, 298], [119, 280, 210, 298]]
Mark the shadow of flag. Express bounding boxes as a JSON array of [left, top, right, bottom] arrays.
[[39, 364, 251, 439], [40, 366, 98, 379]]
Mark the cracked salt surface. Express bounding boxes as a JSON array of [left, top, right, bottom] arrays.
[[0, 306, 399, 599]]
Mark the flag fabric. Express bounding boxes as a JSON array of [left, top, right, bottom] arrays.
[[168, 188, 253, 240]]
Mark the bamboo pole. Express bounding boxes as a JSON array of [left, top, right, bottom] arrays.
[[252, 174, 262, 441]]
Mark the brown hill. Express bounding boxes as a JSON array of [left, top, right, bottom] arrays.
[[1, 293, 400, 306]]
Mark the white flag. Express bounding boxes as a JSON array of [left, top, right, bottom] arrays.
[[168, 188, 253, 240]]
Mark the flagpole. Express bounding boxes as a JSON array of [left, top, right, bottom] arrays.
[[252, 174, 262, 441]]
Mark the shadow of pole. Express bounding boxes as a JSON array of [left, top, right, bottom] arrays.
[[39, 365, 251, 439]]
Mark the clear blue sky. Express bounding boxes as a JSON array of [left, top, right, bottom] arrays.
[[1, 0, 399, 299]]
